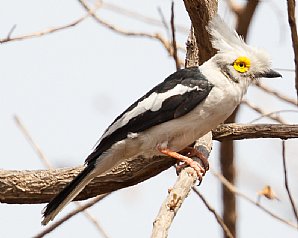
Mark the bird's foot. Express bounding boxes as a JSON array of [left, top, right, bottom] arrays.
[[158, 146, 206, 183], [179, 146, 209, 171]]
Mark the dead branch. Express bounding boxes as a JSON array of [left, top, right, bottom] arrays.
[[33, 194, 108, 238], [213, 123, 298, 140], [281, 141, 298, 226], [1, 123, 298, 204], [0, 6, 100, 44], [225, 0, 243, 16], [0, 156, 175, 204], [14, 115, 109, 236], [151, 132, 213, 238], [255, 82, 297, 106], [78, 0, 184, 64], [212, 170, 298, 229], [102, 2, 188, 34], [287, 0, 298, 98], [170, 2, 180, 71], [183, 0, 217, 63], [242, 100, 286, 124], [192, 188, 234, 238], [151, 167, 198, 238]]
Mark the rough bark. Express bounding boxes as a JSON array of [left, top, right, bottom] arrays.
[[1, 124, 297, 204], [213, 124, 298, 140], [183, 0, 218, 63], [287, 0, 298, 99]]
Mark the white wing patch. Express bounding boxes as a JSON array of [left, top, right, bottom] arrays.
[[99, 84, 201, 142]]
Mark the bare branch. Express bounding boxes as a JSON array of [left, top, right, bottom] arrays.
[[0, 6, 99, 44], [213, 123, 298, 141], [14, 116, 110, 236], [170, 2, 180, 71], [183, 0, 217, 63], [255, 82, 297, 106], [78, 0, 184, 64], [192, 188, 234, 238], [14, 115, 52, 168], [287, 0, 298, 99], [225, 0, 243, 16], [0, 157, 175, 204], [212, 170, 298, 229], [102, 2, 188, 34], [1, 123, 298, 204], [242, 100, 286, 124], [33, 194, 108, 238], [282, 141, 298, 226], [151, 167, 198, 238]]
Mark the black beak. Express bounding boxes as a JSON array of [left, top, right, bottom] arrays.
[[261, 69, 282, 78]]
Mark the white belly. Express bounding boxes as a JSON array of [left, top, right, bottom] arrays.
[[95, 83, 244, 175], [136, 85, 241, 157]]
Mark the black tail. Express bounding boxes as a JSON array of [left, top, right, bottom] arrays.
[[42, 164, 95, 225]]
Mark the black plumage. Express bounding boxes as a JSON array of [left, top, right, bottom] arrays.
[[85, 67, 214, 165], [43, 67, 213, 222]]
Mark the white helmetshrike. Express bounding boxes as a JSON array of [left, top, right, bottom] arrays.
[[42, 15, 281, 225]]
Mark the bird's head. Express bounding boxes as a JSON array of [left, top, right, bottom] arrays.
[[207, 16, 281, 84]]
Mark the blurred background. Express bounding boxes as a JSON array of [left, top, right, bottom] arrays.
[[0, 0, 298, 237]]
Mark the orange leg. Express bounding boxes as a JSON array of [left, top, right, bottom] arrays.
[[180, 146, 209, 171], [158, 146, 206, 180]]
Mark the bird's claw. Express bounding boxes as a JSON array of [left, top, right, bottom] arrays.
[[176, 147, 209, 185]]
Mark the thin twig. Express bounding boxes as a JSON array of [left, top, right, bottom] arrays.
[[6, 24, 17, 40], [14, 115, 110, 237], [248, 110, 298, 124], [79, 210, 111, 238], [170, 1, 180, 71], [212, 170, 298, 229], [255, 82, 297, 106], [103, 2, 188, 34], [33, 195, 108, 238], [157, 7, 171, 40], [0, 7, 98, 44], [225, 0, 243, 16], [192, 188, 234, 238], [78, 0, 184, 65], [274, 68, 295, 72], [282, 141, 298, 226], [242, 100, 286, 124], [14, 115, 52, 168], [287, 0, 298, 99]]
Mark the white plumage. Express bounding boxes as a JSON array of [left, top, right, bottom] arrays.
[[42, 15, 281, 225]]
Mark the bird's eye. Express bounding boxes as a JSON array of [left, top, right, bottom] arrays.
[[233, 56, 251, 73]]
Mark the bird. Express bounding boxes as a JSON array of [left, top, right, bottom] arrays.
[[41, 15, 281, 225]]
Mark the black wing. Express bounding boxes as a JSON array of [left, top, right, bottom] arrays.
[[86, 67, 214, 165]]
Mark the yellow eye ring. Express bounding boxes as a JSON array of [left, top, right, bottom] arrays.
[[233, 56, 251, 73]]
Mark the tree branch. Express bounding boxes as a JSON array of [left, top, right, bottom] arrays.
[[78, 0, 184, 65], [33, 194, 108, 238], [212, 170, 298, 229], [151, 167, 198, 238], [0, 5, 100, 44], [281, 141, 298, 226], [183, 0, 217, 63], [213, 123, 298, 141], [192, 188, 234, 238], [287, 0, 298, 99], [1, 123, 297, 205]]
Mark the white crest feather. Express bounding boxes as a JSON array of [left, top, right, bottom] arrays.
[[207, 15, 248, 53]]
